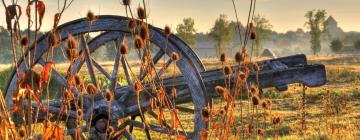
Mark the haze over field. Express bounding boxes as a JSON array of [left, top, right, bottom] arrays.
[[0, 0, 359, 33]]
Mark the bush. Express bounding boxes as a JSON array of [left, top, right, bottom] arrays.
[[0, 66, 13, 92], [354, 39, 360, 50], [329, 39, 343, 53], [263, 89, 290, 99]]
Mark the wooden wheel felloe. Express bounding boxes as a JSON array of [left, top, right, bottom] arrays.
[[5, 15, 209, 139]]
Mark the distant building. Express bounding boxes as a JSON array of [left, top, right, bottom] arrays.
[[325, 16, 345, 39]]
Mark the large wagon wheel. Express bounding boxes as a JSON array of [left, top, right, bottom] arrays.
[[5, 15, 209, 139]]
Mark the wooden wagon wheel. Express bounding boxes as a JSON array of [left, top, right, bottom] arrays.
[[5, 15, 209, 139]]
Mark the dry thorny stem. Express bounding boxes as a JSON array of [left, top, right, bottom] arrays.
[[199, 0, 284, 139], [0, 0, 75, 139]]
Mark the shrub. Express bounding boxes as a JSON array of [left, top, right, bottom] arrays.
[[354, 39, 360, 50], [329, 39, 343, 53]]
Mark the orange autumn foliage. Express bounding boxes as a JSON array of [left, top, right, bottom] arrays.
[[40, 62, 55, 84]]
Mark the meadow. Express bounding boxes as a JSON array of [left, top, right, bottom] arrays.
[[0, 54, 359, 139]]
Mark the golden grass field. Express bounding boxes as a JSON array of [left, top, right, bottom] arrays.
[[0, 54, 359, 139]]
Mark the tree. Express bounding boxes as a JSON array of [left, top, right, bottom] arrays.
[[329, 39, 343, 53], [354, 39, 360, 50], [305, 9, 327, 55], [209, 14, 234, 57], [176, 18, 197, 47], [252, 14, 273, 56]]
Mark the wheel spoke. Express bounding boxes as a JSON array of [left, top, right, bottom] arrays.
[[175, 106, 194, 113], [147, 110, 171, 129], [111, 34, 125, 90], [27, 101, 77, 121], [129, 115, 137, 133], [92, 58, 112, 80], [121, 56, 133, 86], [123, 130, 136, 140], [157, 59, 173, 77], [139, 50, 165, 81], [80, 34, 99, 89]]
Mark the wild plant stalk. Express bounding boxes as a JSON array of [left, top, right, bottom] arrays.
[[106, 100, 112, 140], [301, 84, 306, 135], [231, 0, 243, 46]]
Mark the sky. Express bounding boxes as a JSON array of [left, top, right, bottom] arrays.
[[0, 0, 359, 33]]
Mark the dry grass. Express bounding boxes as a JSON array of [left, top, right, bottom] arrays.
[[0, 55, 356, 139]]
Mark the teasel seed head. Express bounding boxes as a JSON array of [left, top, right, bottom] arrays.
[[257, 128, 264, 136], [105, 89, 114, 102], [235, 51, 243, 62], [171, 52, 180, 61], [134, 35, 144, 49], [253, 63, 260, 72], [65, 49, 78, 61], [19, 126, 27, 138], [215, 86, 227, 95], [219, 109, 225, 115], [49, 31, 58, 47], [67, 34, 78, 49], [262, 101, 269, 109], [120, 42, 128, 55], [250, 84, 259, 96], [273, 117, 281, 125], [220, 53, 226, 62], [164, 25, 171, 36], [137, 7, 146, 19], [75, 75, 83, 86], [134, 80, 143, 93], [122, 0, 131, 6], [224, 65, 233, 75], [266, 99, 272, 107], [87, 10, 97, 23], [20, 36, 29, 47], [77, 109, 83, 118], [250, 31, 257, 40], [201, 108, 210, 122], [86, 83, 97, 95], [128, 19, 137, 29], [252, 95, 260, 106], [140, 24, 149, 41]]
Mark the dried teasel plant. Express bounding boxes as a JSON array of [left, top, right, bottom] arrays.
[[122, 0, 131, 6], [87, 10, 97, 25], [252, 95, 260, 106], [120, 41, 128, 55], [137, 6, 146, 20], [220, 53, 226, 62], [171, 52, 180, 61], [67, 34, 78, 49], [128, 19, 137, 30], [48, 30, 58, 47], [223, 65, 233, 75], [20, 35, 29, 47], [134, 35, 145, 49], [140, 24, 149, 41], [164, 25, 171, 37], [86, 83, 98, 95], [202, 108, 210, 122], [105, 89, 114, 102]]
